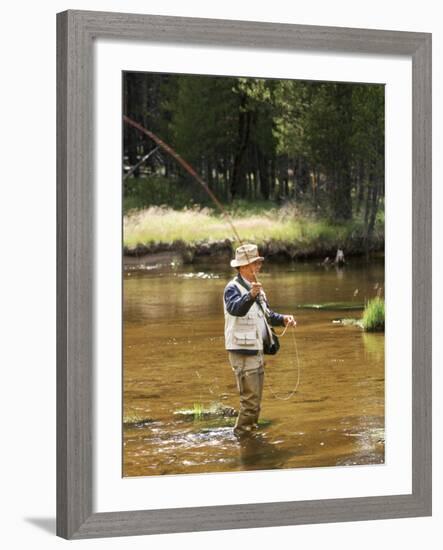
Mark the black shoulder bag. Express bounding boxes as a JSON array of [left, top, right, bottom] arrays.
[[235, 276, 281, 355]]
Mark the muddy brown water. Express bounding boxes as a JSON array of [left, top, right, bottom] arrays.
[[123, 259, 384, 477]]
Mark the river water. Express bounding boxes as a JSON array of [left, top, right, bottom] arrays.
[[123, 258, 384, 477]]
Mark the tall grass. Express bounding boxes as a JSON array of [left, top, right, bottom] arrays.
[[361, 297, 385, 332], [123, 205, 366, 249]]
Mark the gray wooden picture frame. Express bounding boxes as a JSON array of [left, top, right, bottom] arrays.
[[56, 9, 432, 540]]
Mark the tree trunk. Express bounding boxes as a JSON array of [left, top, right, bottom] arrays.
[[355, 160, 366, 214], [364, 170, 379, 259], [331, 85, 353, 220], [206, 158, 213, 190], [231, 95, 251, 199], [270, 158, 276, 200], [258, 150, 270, 200]]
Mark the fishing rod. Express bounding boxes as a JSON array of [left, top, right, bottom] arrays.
[[123, 115, 300, 399], [123, 115, 245, 251], [124, 117, 269, 288], [124, 117, 272, 287]]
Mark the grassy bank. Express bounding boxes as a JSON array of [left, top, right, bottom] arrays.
[[123, 204, 384, 256]]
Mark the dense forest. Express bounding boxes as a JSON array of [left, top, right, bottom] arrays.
[[123, 72, 384, 254]]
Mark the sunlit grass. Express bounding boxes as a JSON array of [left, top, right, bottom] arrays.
[[123, 205, 366, 249], [361, 297, 385, 332]]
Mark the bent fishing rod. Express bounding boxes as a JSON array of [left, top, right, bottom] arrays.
[[124, 115, 278, 294], [124, 117, 274, 285], [123, 115, 244, 251]]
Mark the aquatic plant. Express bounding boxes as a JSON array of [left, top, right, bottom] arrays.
[[361, 297, 385, 332], [192, 402, 204, 419], [332, 318, 363, 327]]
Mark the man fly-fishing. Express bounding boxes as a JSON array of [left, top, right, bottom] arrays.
[[224, 243, 296, 438]]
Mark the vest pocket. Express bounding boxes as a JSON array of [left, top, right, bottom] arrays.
[[234, 331, 257, 346], [236, 316, 255, 326]]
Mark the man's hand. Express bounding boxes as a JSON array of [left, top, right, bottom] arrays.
[[283, 315, 296, 327], [249, 282, 263, 298]]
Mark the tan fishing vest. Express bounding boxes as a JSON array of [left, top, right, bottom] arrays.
[[223, 278, 266, 351]]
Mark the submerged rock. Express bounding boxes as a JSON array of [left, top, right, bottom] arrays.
[[299, 302, 363, 311], [332, 318, 364, 328], [174, 403, 237, 421], [123, 415, 154, 427]]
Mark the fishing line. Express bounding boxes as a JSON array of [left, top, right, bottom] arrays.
[[124, 115, 301, 399], [264, 327, 301, 401]]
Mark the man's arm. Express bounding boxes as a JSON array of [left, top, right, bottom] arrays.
[[261, 294, 292, 327], [224, 284, 256, 316], [267, 307, 286, 327]]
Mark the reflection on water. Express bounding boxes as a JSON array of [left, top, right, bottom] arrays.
[[123, 260, 385, 477]]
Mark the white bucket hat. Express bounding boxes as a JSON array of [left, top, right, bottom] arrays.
[[230, 243, 264, 268]]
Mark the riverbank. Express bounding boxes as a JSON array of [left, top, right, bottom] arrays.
[[123, 206, 384, 265]]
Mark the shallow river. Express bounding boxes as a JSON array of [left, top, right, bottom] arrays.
[[123, 258, 384, 477]]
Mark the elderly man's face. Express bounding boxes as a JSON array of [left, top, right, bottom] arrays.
[[240, 259, 263, 279], [251, 259, 263, 274]]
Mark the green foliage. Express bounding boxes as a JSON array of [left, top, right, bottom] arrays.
[[123, 175, 199, 212], [361, 297, 385, 332], [168, 75, 239, 163], [235, 78, 277, 155], [123, 72, 385, 241], [272, 81, 384, 220], [272, 80, 314, 157]]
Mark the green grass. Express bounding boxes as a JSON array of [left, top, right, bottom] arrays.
[[361, 297, 385, 332], [123, 177, 283, 214], [124, 204, 373, 250], [192, 402, 204, 419], [124, 175, 198, 212]]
